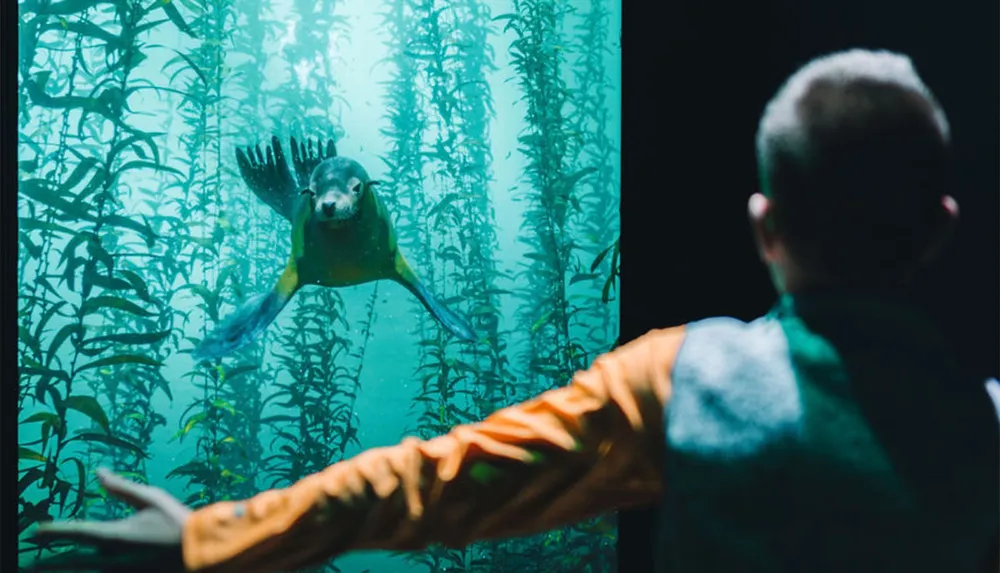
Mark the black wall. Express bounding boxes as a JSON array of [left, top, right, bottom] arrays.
[[618, 0, 999, 570]]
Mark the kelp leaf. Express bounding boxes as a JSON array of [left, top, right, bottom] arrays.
[[19, 325, 41, 359], [165, 460, 211, 481], [57, 230, 96, 269], [59, 157, 98, 193], [21, 0, 123, 16], [166, 49, 208, 85], [81, 296, 155, 317], [20, 366, 72, 384], [41, 20, 122, 49], [20, 411, 61, 426], [160, 0, 197, 38], [19, 178, 94, 220], [151, 374, 173, 402], [602, 275, 616, 303], [117, 269, 153, 303], [63, 395, 110, 434], [46, 323, 84, 366], [175, 411, 206, 440], [82, 269, 133, 294], [115, 160, 184, 178], [590, 241, 615, 272], [19, 447, 47, 462], [569, 272, 600, 285], [77, 354, 163, 374], [83, 330, 171, 347], [179, 284, 219, 320], [33, 301, 68, 340], [67, 457, 88, 515], [19, 230, 42, 259], [70, 431, 148, 458], [19, 467, 46, 495], [559, 167, 597, 192], [211, 399, 237, 416], [19, 217, 76, 236], [225, 363, 259, 382], [103, 214, 158, 246], [133, 17, 169, 37]]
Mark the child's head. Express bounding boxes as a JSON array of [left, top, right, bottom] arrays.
[[750, 49, 958, 292]]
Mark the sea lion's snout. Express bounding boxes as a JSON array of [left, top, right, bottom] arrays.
[[314, 176, 364, 224], [314, 192, 357, 223]]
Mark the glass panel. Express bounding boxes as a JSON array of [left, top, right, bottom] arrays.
[[17, 0, 621, 570]]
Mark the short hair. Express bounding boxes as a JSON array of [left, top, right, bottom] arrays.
[[755, 49, 952, 283]]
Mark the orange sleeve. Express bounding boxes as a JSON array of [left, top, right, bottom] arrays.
[[181, 326, 686, 573]]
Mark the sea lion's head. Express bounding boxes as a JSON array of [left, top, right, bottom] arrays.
[[309, 157, 372, 226]]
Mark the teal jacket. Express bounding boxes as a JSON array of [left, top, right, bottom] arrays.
[[660, 293, 999, 572]]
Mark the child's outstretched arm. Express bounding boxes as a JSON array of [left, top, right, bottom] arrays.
[[182, 327, 687, 573]]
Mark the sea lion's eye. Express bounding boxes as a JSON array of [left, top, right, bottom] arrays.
[[352, 182, 362, 194]]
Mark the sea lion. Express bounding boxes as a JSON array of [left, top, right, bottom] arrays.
[[192, 135, 476, 361]]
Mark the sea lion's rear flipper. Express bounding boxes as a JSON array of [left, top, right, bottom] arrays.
[[192, 191, 312, 361], [235, 135, 299, 221], [392, 254, 476, 342], [289, 136, 338, 188]]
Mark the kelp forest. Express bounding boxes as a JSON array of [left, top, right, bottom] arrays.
[[16, 0, 622, 571]]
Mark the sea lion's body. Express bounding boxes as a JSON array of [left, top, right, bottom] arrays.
[[297, 178, 395, 287], [193, 136, 475, 361], [294, 173, 429, 298]]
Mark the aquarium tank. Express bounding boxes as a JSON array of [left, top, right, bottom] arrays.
[[16, 0, 621, 570]]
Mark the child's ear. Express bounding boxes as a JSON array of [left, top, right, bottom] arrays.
[[919, 195, 959, 265], [748, 193, 778, 261]]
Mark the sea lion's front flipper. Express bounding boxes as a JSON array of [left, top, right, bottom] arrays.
[[235, 135, 299, 221], [192, 192, 312, 361], [191, 264, 300, 361], [289, 136, 338, 188], [392, 253, 476, 341]]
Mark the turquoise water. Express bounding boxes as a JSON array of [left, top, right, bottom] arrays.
[[17, 0, 621, 570]]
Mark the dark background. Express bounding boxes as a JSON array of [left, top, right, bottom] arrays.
[[617, 0, 999, 571]]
